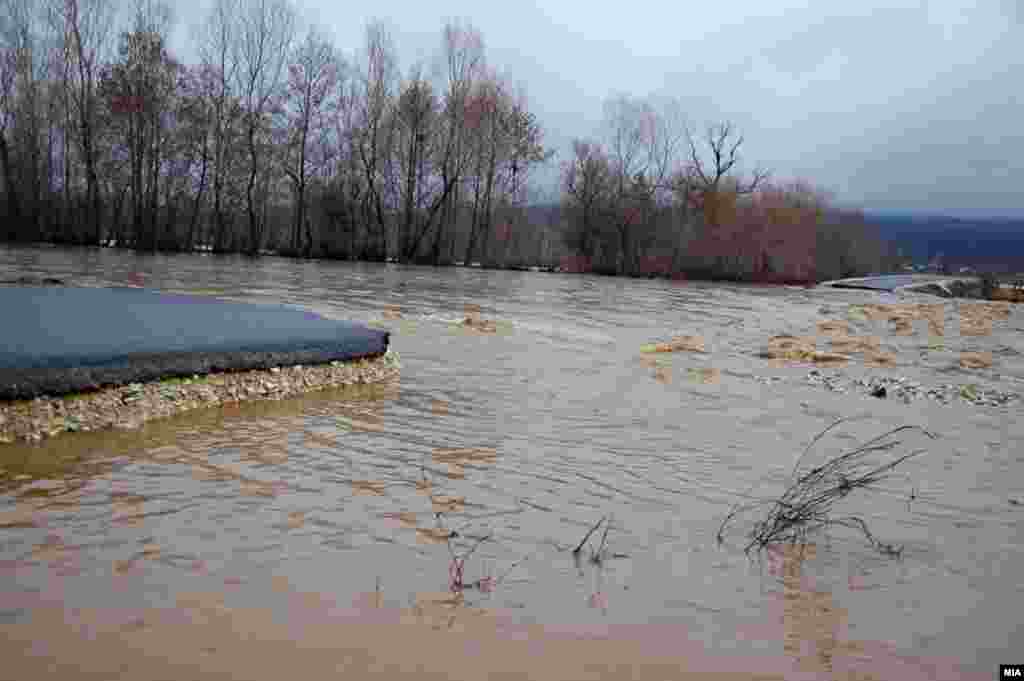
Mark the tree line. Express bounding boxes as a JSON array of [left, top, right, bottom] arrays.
[[0, 0, 898, 282]]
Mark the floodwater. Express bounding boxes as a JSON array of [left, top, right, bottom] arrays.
[[1, 244, 1022, 680]]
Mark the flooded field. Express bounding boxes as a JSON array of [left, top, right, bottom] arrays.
[[1, 245, 1022, 679]]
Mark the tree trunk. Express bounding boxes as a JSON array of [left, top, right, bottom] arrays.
[[246, 122, 260, 256], [188, 137, 210, 252], [464, 175, 482, 265], [0, 133, 22, 239]]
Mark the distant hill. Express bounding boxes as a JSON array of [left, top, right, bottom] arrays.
[[865, 213, 1024, 272]]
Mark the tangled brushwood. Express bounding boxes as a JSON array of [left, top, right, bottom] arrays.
[[718, 420, 937, 556]]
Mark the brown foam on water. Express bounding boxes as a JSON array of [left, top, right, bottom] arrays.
[[849, 303, 946, 337], [760, 336, 849, 368], [687, 367, 720, 385], [350, 480, 387, 496], [430, 495, 465, 513], [415, 526, 454, 544], [816, 320, 849, 336], [303, 430, 337, 449], [644, 335, 706, 353], [864, 351, 897, 368], [286, 511, 305, 529], [828, 335, 880, 355], [379, 511, 419, 528], [959, 351, 993, 370]]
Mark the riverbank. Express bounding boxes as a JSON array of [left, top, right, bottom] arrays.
[[0, 351, 400, 444]]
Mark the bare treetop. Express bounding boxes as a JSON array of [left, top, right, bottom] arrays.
[[687, 121, 768, 194]]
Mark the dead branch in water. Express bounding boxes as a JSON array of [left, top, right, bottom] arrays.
[[572, 516, 607, 556], [571, 515, 626, 565], [717, 419, 937, 556]]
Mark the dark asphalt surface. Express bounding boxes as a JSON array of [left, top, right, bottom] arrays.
[[827, 275, 920, 291], [0, 286, 389, 399]]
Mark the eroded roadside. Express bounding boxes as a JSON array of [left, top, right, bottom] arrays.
[[0, 351, 400, 444]]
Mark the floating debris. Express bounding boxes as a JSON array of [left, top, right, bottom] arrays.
[[816, 320, 850, 336], [350, 480, 387, 496], [959, 351, 993, 370], [687, 367, 721, 384], [641, 335, 706, 354], [758, 336, 849, 367], [803, 369, 1019, 407]]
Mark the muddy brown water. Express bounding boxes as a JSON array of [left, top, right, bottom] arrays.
[[1, 245, 1022, 679]]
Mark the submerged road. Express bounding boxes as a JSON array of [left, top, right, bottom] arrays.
[[824, 273, 978, 292], [0, 285, 388, 400]]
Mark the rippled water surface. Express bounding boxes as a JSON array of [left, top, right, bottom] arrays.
[[2, 245, 1022, 679]]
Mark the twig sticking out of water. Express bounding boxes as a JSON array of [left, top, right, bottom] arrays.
[[572, 516, 606, 556], [572, 515, 624, 565], [717, 420, 936, 556], [434, 511, 495, 592]]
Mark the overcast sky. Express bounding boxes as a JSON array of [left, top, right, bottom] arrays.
[[174, 0, 1023, 217]]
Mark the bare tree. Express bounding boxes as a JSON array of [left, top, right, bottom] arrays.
[[686, 121, 768, 227], [47, 0, 117, 245], [418, 20, 484, 264], [279, 25, 340, 255], [602, 94, 683, 273], [394, 63, 436, 258], [561, 138, 612, 266], [0, 0, 48, 239], [194, 0, 241, 252], [234, 0, 295, 255], [352, 19, 398, 260], [0, 40, 20, 236], [99, 0, 176, 250]]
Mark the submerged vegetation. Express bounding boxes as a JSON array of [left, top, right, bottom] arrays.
[[718, 420, 937, 556]]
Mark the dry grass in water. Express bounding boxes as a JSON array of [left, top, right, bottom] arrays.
[[850, 303, 946, 337], [959, 317, 992, 337], [959, 351, 993, 370], [991, 286, 1024, 303], [864, 351, 897, 368], [829, 334, 881, 355], [458, 303, 500, 333], [431, 495, 466, 513], [687, 367, 720, 384], [0, 352, 400, 445], [759, 336, 849, 368], [350, 480, 387, 496], [718, 420, 936, 556], [379, 511, 419, 528], [816, 320, 849, 336], [640, 335, 706, 354], [955, 301, 1013, 339]]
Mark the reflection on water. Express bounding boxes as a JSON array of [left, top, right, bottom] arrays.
[[772, 544, 843, 674], [1, 244, 1021, 677]]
